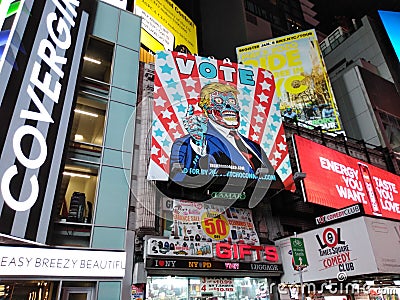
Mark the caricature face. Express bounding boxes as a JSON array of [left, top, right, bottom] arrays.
[[206, 91, 241, 128]]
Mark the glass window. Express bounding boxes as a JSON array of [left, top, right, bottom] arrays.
[[146, 277, 270, 300]]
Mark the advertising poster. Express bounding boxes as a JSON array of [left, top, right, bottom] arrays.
[[147, 50, 293, 200], [134, 0, 197, 54], [236, 30, 342, 132], [294, 134, 400, 220], [277, 217, 378, 283], [171, 199, 260, 245], [0, 0, 96, 243]]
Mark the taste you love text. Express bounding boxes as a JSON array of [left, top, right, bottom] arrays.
[[319, 157, 400, 213]]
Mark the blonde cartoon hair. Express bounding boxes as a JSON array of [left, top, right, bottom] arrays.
[[198, 82, 239, 114]]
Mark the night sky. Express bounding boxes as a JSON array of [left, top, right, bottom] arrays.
[[312, 0, 400, 34]]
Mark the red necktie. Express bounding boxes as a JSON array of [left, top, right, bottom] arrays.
[[229, 131, 261, 171]]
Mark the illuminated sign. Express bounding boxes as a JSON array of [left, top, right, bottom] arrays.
[[134, 0, 197, 54], [0, 246, 126, 277], [148, 51, 293, 203], [315, 204, 364, 225], [215, 243, 279, 262], [379, 10, 400, 61], [294, 135, 400, 220], [0, 0, 96, 242], [145, 258, 282, 273], [236, 30, 342, 133]]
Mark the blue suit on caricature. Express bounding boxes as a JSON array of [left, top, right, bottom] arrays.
[[170, 123, 283, 189]]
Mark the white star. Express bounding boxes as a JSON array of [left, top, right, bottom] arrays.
[[184, 77, 197, 87], [260, 81, 271, 91], [258, 92, 269, 103], [168, 120, 178, 130], [277, 142, 287, 151], [251, 133, 259, 141], [281, 134, 287, 142], [151, 145, 160, 155], [173, 131, 181, 139], [188, 89, 198, 99], [158, 155, 168, 165], [255, 104, 265, 113], [155, 96, 166, 107], [252, 124, 261, 133], [273, 151, 282, 159], [270, 158, 278, 167], [161, 109, 173, 119], [262, 70, 273, 79], [154, 85, 160, 93], [254, 114, 264, 123]]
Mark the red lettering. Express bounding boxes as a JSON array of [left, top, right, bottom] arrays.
[[251, 245, 263, 260], [264, 246, 279, 262], [216, 243, 231, 259], [239, 244, 252, 259]]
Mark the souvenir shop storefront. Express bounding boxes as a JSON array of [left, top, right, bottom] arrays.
[[143, 236, 283, 300]]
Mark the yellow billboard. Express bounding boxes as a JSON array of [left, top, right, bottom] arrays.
[[134, 0, 197, 54], [236, 30, 342, 132]]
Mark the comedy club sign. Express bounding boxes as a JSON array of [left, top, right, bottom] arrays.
[[278, 217, 378, 283], [294, 135, 400, 220], [0, 0, 96, 242]]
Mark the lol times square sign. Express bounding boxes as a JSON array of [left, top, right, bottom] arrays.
[[147, 51, 294, 205]]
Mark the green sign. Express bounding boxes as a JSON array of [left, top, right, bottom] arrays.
[[290, 237, 308, 266]]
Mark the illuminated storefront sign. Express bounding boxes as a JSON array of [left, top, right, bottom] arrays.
[[0, 246, 126, 277], [294, 134, 400, 220], [0, 0, 96, 243], [215, 243, 279, 262], [315, 204, 364, 225], [236, 30, 342, 133]]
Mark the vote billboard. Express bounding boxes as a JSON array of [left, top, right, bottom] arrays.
[[236, 29, 342, 133], [147, 50, 294, 203], [294, 134, 400, 221]]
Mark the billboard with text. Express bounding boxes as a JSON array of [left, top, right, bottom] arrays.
[[236, 30, 342, 132], [295, 134, 400, 220], [147, 51, 294, 203], [134, 0, 197, 54]]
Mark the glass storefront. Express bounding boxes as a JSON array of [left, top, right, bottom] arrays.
[[146, 276, 270, 300]]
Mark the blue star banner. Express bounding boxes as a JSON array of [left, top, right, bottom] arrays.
[[148, 51, 294, 192]]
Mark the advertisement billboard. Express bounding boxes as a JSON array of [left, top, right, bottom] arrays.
[[171, 199, 260, 245], [147, 51, 293, 202], [236, 29, 342, 132], [294, 134, 400, 220], [379, 10, 400, 62], [0, 0, 96, 243], [277, 217, 378, 283], [134, 0, 197, 54]]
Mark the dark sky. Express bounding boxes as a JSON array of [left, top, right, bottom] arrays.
[[313, 0, 400, 34]]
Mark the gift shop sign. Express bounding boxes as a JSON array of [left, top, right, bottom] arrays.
[[294, 135, 400, 220], [0, 246, 126, 277]]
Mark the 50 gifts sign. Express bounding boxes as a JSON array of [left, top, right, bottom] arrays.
[[294, 135, 400, 220]]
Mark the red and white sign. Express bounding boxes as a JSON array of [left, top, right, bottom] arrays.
[[277, 217, 377, 283], [295, 135, 400, 220]]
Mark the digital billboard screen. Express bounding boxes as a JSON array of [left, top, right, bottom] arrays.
[[379, 10, 400, 62], [294, 134, 400, 220], [148, 51, 294, 204], [236, 30, 342, 133]]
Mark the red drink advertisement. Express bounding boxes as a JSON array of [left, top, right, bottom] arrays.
[[294, 135, 400, 220]]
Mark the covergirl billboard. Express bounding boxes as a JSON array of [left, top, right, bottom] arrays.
[[0, 0, 96, 243], [294, 135, 400, 220]]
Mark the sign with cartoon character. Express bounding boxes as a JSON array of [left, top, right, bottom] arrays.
[[147, 51, 294, 203], [236, 30, 342, 133]]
